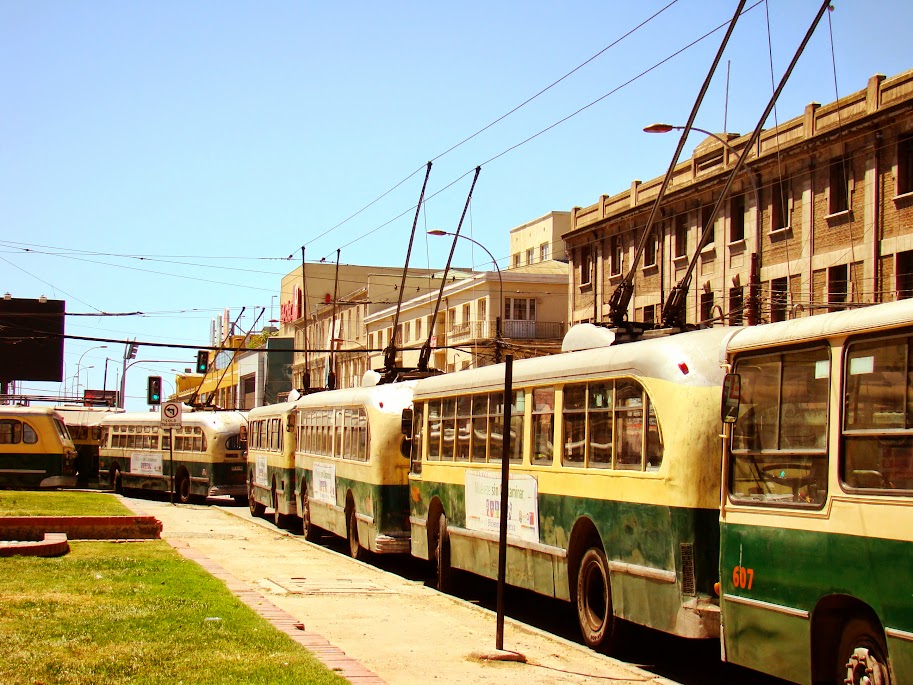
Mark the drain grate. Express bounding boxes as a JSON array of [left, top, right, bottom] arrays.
[[267, 576, 394, 595]]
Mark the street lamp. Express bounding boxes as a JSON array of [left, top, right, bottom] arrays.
[[644, 122, 759, 201], [75, 345, 107, 398], [427, 229, 504, 363], [77, 366, 95, 395]]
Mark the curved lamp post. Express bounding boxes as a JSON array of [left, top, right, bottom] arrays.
[[644, 122, 760, 205], [74, 345, 107, 397], [427, 229, 504, 363]]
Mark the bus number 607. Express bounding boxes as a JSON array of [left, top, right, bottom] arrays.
[[732, 565, 754, 590]]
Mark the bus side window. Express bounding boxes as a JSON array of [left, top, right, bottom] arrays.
[[532, 388, 555, 465], [844, 336, 913, 491], [0, 419, 22, 444]]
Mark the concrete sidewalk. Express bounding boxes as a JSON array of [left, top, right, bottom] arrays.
[[122, 496, 678, 685]]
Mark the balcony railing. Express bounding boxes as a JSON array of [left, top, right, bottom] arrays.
[[447, 318, 564, 343]]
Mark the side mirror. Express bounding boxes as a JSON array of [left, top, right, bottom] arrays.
[[401, 408, 414, 437], [721, 373, 741, 424]]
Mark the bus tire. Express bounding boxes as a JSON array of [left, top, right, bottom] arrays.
[[838, 617, 891, 685], [112, 467, 123, 495], [435, 513, 452, 593], [176, 471, 192, 504], [301, 488, 320, 542], [576, 546, 613, 651], [347, 508, 366, 561], [248, 478, 265, 517], [272, 481, 287, 528]]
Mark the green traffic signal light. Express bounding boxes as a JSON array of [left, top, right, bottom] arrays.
[[196, 350, 209, 374], [147, 376, 162, 405]]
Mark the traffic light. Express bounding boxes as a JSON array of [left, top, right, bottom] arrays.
[[196, 350, 209, 374], [147, 376, 162, 404], [127, 341, 139, 359]]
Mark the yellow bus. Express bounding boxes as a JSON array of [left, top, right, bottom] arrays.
[[294, 380, 415, 555], [246, 400, 298, 526], [0, 406, 77, 489], [99, 410, 248, 503], [404, 326, 734, 650], [720, 299, 913, 685]]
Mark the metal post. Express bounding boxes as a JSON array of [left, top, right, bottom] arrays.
[[496, 354, 513, 650]]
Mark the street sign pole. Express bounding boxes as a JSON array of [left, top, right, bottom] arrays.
[[161, 402, 183, 505]]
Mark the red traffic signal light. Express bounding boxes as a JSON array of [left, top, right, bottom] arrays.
[[147, 376, 162, 404]]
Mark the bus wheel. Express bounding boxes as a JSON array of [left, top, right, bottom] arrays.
[[176, 472, 192, 504], [838, 618, 891, 685], [435, 513, 452, 593], [302, 489, 320, 542], [248, 479, 265, 517], [347, 508, 366, 561], [112, 467, 123, 495], [272, 482, 287, 528], [577, 547, 613, 650]]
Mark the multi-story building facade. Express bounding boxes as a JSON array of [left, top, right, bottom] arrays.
[[509, 211, 570, 268], [565, 69, 913, 328], [364, 259, 569, 375]]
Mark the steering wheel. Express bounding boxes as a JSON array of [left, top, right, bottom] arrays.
[[761, 463, 817, 500]]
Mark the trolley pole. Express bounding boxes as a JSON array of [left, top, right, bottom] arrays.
[[495, 354, 513, 651]]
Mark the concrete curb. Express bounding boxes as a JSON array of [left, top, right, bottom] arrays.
[[0, 532, 70, 557], [0, 515, 162, 541]]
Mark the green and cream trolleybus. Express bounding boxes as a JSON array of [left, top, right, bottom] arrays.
[[720, 299, 913, 685], [247, 400, 298, 525], [0, 406, 77, 489], [294, 379, 415, 556], [404, 325, 735, 650], [99, 409, 248, 503]]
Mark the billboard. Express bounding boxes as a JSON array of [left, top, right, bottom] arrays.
[[0, 297, 65, 382]]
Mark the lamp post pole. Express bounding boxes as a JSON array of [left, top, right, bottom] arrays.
[[74, 345, 107, 399], [427, 230, 504, 364]]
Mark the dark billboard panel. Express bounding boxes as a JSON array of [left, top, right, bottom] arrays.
[[0, 297, 65, 382]]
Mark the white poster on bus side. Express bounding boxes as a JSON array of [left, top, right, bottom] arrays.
[[464, 470, 539, 544], [131, 452, 163, 476], [255, 454, 268, 487], [312, 462, 336, 505]]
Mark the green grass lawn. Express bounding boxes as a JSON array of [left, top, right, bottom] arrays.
[[0, 490, 134, 517], [0, 541, 348, 685]]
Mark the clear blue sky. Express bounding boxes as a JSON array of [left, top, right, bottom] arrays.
[[2, 0, 911, 409]]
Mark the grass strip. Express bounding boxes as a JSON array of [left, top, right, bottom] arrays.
[[0, 491, 133, 517], [0, 540, 348, 685]]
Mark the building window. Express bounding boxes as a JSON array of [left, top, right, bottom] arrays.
[[770, 277, 788, 322], [540, 243, 549, 262], [700, 291, 714, 326], [729, 286, 744, 325], [644, 228, 657, 267], [674, 214, 688, 258], [828, 264, 848, 312], [729, 194, 746, 243], [404, 321, 411, 343], [478, 297, 487, 324], [898, 251, 913, 300], [829, 157, 851, 214], [505, 297, 536, 321], [415, 317, 422, 341], [898, 134, 913, 196], [642, 304, 655, 325], [701, 204, 715, 246], [771, 179, 788, 231], [526, 248, 535, 265], [462, 303, 471, 324], [579, 245, 593, 286], [610, 235, 622, 275], [513, 253, 521, 268]]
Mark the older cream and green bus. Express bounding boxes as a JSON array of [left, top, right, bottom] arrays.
[[721, 299, 913, 685], [294, 380, 415, 555], [404, 326, 735, 650], [99, 410, 248, 503], [246, 400, 298, 525]]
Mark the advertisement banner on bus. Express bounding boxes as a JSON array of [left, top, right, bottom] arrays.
[[312, 462, 336, 505], [464, 470, 539, 543], [131, 452, 163, 476]]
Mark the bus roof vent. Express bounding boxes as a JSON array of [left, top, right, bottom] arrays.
[[562, 324, 616, 352]]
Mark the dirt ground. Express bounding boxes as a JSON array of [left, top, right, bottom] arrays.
[[119, 495, 677, 685]]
